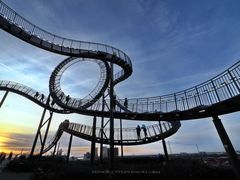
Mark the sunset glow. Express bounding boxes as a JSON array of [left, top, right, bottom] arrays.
[[0, 0, 240, 158]]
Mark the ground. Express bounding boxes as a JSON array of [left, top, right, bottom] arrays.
[[0, 172, 33, 180], [0, 156, 236, 180]]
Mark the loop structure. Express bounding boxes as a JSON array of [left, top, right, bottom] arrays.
[[1, 0, 240, 121], [1, 1, 240, 151], [49, 57, 110, 110]]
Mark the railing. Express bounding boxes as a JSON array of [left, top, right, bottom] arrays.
[[0, 0, 132, 68], [88, 61, 240, 113], [1, 0, 240, 115], [42, 120, 179, 154], [0, 80, 64, 111], [67, 121, 176, 141], [42, 122, 67, 154], [50, 57, 108, 109]]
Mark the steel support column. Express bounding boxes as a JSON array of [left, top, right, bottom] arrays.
[[30, 96, 53, 156], [30, 107, 47, 156], [91, 116, 97, 166], [40, 111, 53, 156], [56, 142, 60, 155], [120, 109, 123, 158], [212, 116, 240, 180], [0, 91, 9, 108], [109, 62, 114, 171], [162, 139, 169, 161], [67, 134, 73, 162], [100, 94, 105, 162], [52, 143, 57, 156]]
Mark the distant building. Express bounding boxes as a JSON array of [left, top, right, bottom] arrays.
[[102, 147, 119, 158], [102, 147, 108, 159], [83, 148, 98, 160], [83, 152, 91, 159], [95, 147, 98, 158], [57, 149, 62, 156], [113, 147, 119, 157]]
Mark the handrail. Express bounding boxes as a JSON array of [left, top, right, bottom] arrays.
[[0, 80, 69, 113], [0, 0, 132, 67], [66, 121, 180, 141], [1, 0, 240, 115], [49, 57, 110, 109], [92, 61, 240, 113], [0, 59, 239, 116], [42, 120, 181, 153]]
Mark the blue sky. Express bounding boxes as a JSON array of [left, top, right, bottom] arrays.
[[0, 0, 240, 156]]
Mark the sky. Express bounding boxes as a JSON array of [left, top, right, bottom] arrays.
[[0, 0, 240, 156]]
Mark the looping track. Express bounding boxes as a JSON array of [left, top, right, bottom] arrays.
[[43, 120, 181, 153], [49, 57, 110, 110], [1, 1, 240, 149]]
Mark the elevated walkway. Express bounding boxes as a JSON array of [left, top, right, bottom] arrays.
[[0, 1, 240, 121], [1, 1, 240, 178], [0, 80, 68, 113], [0, 1, 132, 85], [1, 60, 240, 121], [42, 120, 181, 154]]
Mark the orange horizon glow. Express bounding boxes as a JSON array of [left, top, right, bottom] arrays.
[[0, 122, 34, 155], [0, 134, 30, 155], [1, 143, 160, 156], [0, 122, 161, 156]]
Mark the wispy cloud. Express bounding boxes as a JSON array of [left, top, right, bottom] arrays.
[[0, 62, 44, 88], [0, 0, 240, 155], [0, 62, 12, 72]]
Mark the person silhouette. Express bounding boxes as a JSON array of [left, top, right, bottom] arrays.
[[124, 98, 128, 108], [8, 152, 13, 160], [66, 95, 70, 104], [136, 125, 141, 140], [40, 94, 44, 102], [112, 51, 117, 59], [141, 124, 147, 138], [34, 92, 39, 98]]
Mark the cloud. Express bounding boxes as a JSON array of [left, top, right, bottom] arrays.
[[0, 0, 240, 156], [1, 133, 34, 148], [0, 62, 12, 72]]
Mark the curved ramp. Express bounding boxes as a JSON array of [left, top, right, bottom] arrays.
[[0, 1, 132, 85], [43, 120, 181, 153], [0, 80, 69, 113], [0, 1, 240, 122]]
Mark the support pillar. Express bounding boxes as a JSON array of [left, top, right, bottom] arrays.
[[100, 95, 105, 162], [0, 91, 9, 108], [40, 111, 53, 156], [159, 121, 168, 161], [52, 143, 57, 156], [30, 95, 53, 157], [212, 116, 240, 180], [91, 116, 97, 166], [162, 139, 169, 161], [120, 111, 123, 158], [100, 117, 104, 162], [30, 108, 47, 156], [56, 142, 60, 155], [67, 134, 73, 162], [109, 62, 115, 171]]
